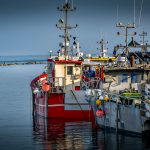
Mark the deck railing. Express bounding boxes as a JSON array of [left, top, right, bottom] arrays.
[[48, 77, 65, 93]]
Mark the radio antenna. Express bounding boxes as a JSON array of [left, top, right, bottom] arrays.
[[138, 0, 144, 26]]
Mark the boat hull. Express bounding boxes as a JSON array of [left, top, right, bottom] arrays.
[[32, 90, 95, 122], [89, 95, 150, 135]]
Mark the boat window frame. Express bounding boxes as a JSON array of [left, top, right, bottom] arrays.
[[67, 66, 73, 75], [118, 74, 128, 83], [131, 73, 138, 83], [122, 74, 128, 83], [47, 62, 53, 74]]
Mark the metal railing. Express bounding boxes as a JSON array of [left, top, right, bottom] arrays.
[[81, 77, 102, 90], [48, 77, 65, 93]]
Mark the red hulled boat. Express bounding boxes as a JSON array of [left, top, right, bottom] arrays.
[[31, 0, 95, 122]]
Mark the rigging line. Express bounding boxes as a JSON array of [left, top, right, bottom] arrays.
[[116, 4, 119, 23], [134, 0, 136, 25], [70, 90, 88, 120], [138, 0, 144, 27], [61, 0, 64, 19]]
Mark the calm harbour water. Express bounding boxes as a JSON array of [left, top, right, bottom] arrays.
[[0, 64, 149, 150]]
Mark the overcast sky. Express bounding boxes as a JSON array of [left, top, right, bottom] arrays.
[[0, 0, 149, 56]]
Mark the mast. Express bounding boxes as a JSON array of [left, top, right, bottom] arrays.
[[139, 31, 147, 45], [56, 0, 77, 89], [97, 39, 108, 57], [139, 31, 148, 53], [56, 0, 77, 60], [116, 22, 136, 57]]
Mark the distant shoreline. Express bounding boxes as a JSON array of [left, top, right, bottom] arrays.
[[0, 61, 47, 66]]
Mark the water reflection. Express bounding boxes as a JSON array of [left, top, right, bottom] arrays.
[[0, 65, 149, 150], [33, 114, 150, 150], [33, 115, 102, 150]]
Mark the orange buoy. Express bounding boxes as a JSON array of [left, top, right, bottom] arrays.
[[96, 109, 105, 118], [42, 83, 50, 92]]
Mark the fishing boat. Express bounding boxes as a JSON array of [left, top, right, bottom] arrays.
[[30, 0, 101, 121], [86, 23, 150, 136], [86, 39, 117, 67]]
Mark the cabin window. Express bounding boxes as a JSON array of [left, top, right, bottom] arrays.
[[131, 73, 138, 83], [67, 66, 73, 75], [122, 74, 128, 83], [118, 74, 128, 83], [47, 63, 52, 74], [47, 63, 52, 70]]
